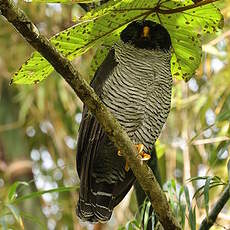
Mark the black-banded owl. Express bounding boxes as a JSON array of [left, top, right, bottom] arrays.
[[76, 20, 172, 223]]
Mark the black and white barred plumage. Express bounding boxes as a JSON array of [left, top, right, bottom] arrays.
[[76, 20, 172, 223]]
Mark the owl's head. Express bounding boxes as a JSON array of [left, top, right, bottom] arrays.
[[120, 20, 171, 51]]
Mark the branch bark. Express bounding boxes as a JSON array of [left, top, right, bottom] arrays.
[[0, 0, 181, 229], [199, 184, 230, 230]]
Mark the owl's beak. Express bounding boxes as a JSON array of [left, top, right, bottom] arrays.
[[142, 26, 150, 39]]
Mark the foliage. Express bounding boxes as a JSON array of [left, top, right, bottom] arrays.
[[0, 0, 230, 229], [0, 180, 77, 229], [118, 199, 154, 230], [11, 0, 223, 84]]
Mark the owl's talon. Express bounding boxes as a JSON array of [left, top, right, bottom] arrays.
[[136, 144, 151, 161], [117, 150, 122, 156], [140, 152, 151, 161], [118, 144, 150, 171], [136, 143, 144, 153]]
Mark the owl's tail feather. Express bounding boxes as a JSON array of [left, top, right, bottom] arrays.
[[76, 182, 113, 223], [76, 172, 135, 223]]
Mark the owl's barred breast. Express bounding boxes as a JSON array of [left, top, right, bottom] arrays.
[[101, 42, 172, 153]]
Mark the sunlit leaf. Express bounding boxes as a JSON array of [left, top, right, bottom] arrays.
[[171, 179, 177, 192], [157, 1, 223, 81], [30, 0, 99, 3], [12, 0, 223, 84], [155, 140, 166, 159]]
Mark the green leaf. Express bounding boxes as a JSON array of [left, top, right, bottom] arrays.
[[171, 179, 177, 192], [192, 207, 196, 230], [125, 220, 139, 230], [88, 46, 110, 80], [184, 186, 191, 209], [184, 186, 196, 230], [179, 186, 184, 200], [8, 181, 29, 202], [12, 0, 223, 84], [151, 210, 155, 229], [227, 159, 230, 183], [13, 186, 78, 203], [155, 140, 166, 159], [216, 95, 230, 122], [187, 176, 209, 182], [204, 177, 211, 218], [156, 1, 223, 81], [143, 201, 151, 230], [193, 182, 226, 198], [30, 0, 99, 3], [179, 203, 186, 229]]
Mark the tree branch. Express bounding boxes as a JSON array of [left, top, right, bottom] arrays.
[[199, 184, 230, 230], [0, 0, 181, 229], [110, 0, 221, 15]]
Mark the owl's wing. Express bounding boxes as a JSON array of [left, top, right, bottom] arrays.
[[76, 48, 117, 176], [76, 48, 136, 223]]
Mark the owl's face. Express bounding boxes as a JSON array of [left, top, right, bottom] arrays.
[[120, 20, 171, 51]]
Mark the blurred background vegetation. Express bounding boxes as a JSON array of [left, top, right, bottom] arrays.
[[0, 1, 229, 229]]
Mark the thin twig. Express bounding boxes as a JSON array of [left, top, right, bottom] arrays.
[[0, 0, 181, 229]]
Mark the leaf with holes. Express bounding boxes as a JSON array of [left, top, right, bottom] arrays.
[[30, 0, 99, 3], [152, 1, 223, 81], [12, 0, 223, 84]]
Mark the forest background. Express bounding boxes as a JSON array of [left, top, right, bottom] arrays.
[[0, 0, 229, 229]]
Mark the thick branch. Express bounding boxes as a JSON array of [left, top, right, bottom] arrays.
[[199, 184, 230, 230], [0, 0, 181, 229]]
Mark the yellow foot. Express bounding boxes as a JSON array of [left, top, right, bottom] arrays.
[[136, 144, 151, 161], [117, 150, 122, 156], [117, 144, 151, 172]]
